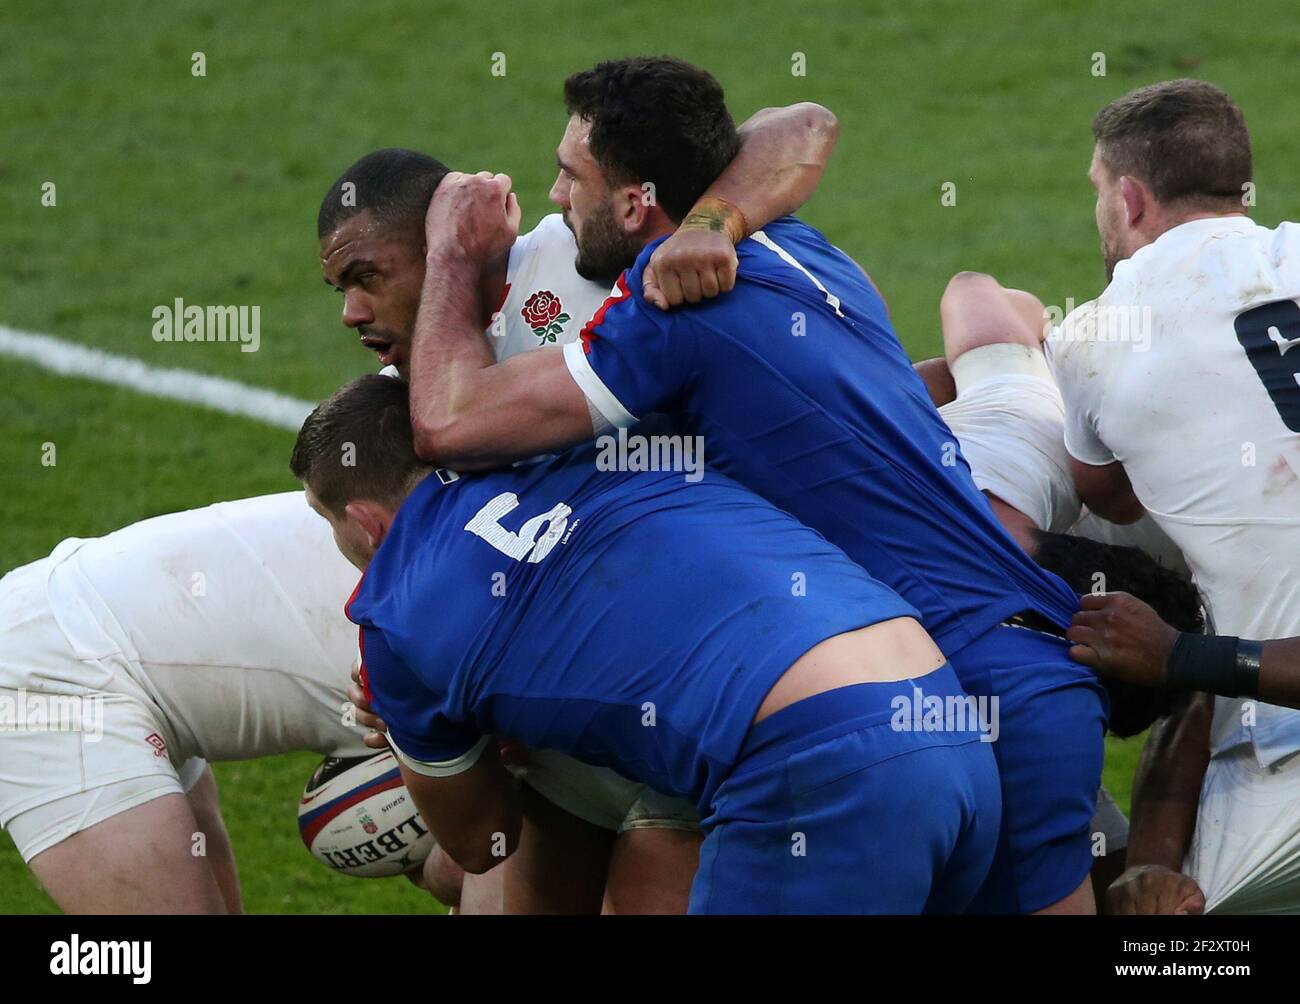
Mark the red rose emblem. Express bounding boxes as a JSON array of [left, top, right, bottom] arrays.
[[521, 290, 570, 344], [522, 290, 561, 327]]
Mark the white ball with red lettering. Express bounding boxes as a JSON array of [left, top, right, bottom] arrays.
[[298, 750, 434, 878]]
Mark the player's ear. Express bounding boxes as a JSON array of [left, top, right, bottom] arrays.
[[1118, 175, 1147, 228], [345, 500, 390, 552], [616, 182, 651, 234]]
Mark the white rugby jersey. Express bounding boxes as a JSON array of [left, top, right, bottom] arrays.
[[1049, 216, 1300, 763], [935, 348, 1188, 571], [937, 369, 1082, 535], [488, 213, 609, 359], [42, 492, 370, 763]]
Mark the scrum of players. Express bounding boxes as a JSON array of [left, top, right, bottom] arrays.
[[1, 56, 1297, 915]]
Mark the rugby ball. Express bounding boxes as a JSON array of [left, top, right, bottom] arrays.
[[298, 750, 434, 878]]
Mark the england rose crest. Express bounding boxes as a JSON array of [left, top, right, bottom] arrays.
[[521, 290, 570, 344]]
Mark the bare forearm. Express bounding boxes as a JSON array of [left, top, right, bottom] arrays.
[[407, 245, 596, 469], [700, 102, 839, 234], [1125, 691, 1211, 869], [1257, 637, 1300, 708], [400, 759, 522, 876], [408, 248, 495, 457]]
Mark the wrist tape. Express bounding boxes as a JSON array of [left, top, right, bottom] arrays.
[[1166, 633, 1262, 698]]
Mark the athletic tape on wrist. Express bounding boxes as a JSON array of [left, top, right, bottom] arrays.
[[1166, 633, 1260, 698]]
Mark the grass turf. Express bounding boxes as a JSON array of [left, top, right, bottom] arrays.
[[4, 0, 1295, 912]]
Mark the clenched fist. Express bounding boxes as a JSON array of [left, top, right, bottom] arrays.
[[425, 170, 521, 266], [643, 227, 738, 309]]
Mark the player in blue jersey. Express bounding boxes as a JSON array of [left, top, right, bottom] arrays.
[[400, 57, 1107, 913], [290, 373, 1001, 914]]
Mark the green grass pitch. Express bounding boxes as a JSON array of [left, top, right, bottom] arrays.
[[2, 0, 1295, 913]]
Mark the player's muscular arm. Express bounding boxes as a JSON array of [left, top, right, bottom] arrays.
[[717, 102, 839, 230], [644, 102, 840, 309], [397, 744, 521, 875], [408, 172, 595, 469], [1070, 457, 1145, 524], [1107, 691, 1210, 914]]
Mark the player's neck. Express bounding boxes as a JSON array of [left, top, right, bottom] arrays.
[[644, 219, 677, 245], [634, 207, 678, 251], [1148, 208, 1249, 244]]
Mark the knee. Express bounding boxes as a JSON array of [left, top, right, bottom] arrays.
[[940, 271, 1003, 316], [1004, 288, 1050, 340], [944, 270, 997, 294]]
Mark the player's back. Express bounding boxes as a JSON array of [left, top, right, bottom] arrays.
[[349, 445, 917, 810], [1051, 217, 1300, 642], [33, 491, 367, 761], [574, 217, 1080, 652]]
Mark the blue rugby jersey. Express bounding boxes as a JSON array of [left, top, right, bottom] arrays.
[[347, 445, 917, 809], [563, 217, 1080, 652]]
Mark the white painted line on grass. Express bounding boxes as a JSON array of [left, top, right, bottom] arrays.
[[0, 325, 315, 431]]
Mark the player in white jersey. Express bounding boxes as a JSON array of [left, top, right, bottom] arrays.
[[315, 108, 839, 912], [1047, 80, 1300, 914], [913, 270, 1203, 907], [0, 492, 374, 912]]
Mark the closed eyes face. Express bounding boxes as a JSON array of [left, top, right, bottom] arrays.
[[320, 211, 426, 377]]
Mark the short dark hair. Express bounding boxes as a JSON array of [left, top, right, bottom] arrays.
[[290, 374, 429, 515], [563, 56, 741, 221], [1091, 79, 1251, 210], [317, 148, 450, 243], [1031, 530, 1204, 738]]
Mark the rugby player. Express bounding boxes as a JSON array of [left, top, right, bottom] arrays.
[[916, 271, 1205, 905], [0, 493, 380, 913], [318, 103, 837, 379], [293, 373, 1002, 914], [316, 100, 838, 914], [401, 56, 1107, 914], [1049, 79, 1300, 914]]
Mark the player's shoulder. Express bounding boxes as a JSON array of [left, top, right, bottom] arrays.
[[1045, 297, 1105, 376], [740, 215, 821, 260], [738, 216, 861, 296], [1125, 215, 1262, 284]]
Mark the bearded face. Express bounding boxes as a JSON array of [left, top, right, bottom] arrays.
[[570, 195, 643, 285]]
